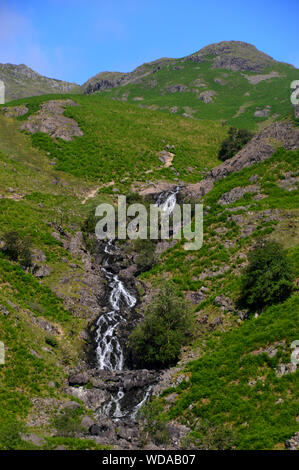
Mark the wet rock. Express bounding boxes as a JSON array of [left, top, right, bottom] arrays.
[[68, 371, 90, 386], [66, 386, 106, 411], [89, 420, 115, 440], [81, 416, 95, 430]]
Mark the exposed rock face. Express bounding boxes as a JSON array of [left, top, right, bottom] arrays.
[[181, 121, 299, 202], [68, 371, 89, 386], [198, 90, 216, 103], [214, 295, 235, 312], [254, 106, 271, 117], [2, 105, 28, 117], [0, 63, 79, 101], [165, 84, 188, 93], [158, 150, 175, 167], [134, 181, 178, 197], [276, 363, 297, 377], [218, 185, 260, 205], [181, 179, 214, 201], [82, 58, 172, 94], [243, 71, 282, 84], [208, 121, 299, 182], [285, 433, 299, 450], [187, 41, 277, 72], [20, 99, 83, 141]]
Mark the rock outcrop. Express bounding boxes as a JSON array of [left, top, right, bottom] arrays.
[[182, 120, 299, 201], [20, 99, 83, 141]]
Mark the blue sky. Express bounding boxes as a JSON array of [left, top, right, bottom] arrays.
[[0, 0, 298, 84]]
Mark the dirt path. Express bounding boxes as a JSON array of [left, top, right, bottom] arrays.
[[81, 187, 100, 205]]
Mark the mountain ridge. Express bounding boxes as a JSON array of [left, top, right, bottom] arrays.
[[0, 63, 80, 102]]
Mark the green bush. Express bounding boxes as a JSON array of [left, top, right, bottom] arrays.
[[45, 336, 59, 348], [133, 239, 156, 273], [218, 127, 254, 161], [129, 282, 194, 368], [0, 419, 25, 450], [52, 407, 83, 437], [238, 240, 294, 313], [1, 231, 32, 268]]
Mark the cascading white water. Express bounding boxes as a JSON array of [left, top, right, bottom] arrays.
[[95, 187, 180, 420], [155, 186, 180, 215], [96, 266, 136, 371]]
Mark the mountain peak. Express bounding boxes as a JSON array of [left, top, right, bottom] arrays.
[[186, 40, 277, 72]]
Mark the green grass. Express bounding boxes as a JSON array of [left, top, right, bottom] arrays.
[[160, 294, 299, 449], [98, 60, 298, 130], [138, 147, 299, 449], [2, 93, 226, 187]]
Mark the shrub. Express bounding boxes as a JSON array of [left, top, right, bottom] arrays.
[[138, 400, 169, 446], [52, 407, 83, 437], [129, 282, 194, 368], [45, 336, 59, 348], [188, 420, 236, 450], [218, 127, 254, 161], [0, 419, 25, 450], [1, 231, 32, 268], [133, 239, 156, 273], [238, 240, 293, 313]]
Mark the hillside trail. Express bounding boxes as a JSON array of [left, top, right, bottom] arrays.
[[81, 187, 100, 205]]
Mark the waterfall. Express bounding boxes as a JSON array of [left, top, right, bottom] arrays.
[[94, 186, 180, 420]]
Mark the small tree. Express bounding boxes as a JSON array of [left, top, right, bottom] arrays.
[[2, 231, 32, 268], [133, 239, 156, 273], [218, 127, 253, 161], [238, 240, 293, 313], [129, 282, 194, 368]]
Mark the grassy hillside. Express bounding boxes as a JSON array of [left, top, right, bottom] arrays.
[[139, 146, 299, 449], [0, 76, 298, 450], [0, 102, 112, 450], [88, 42, 298, 130], [2, 94, 226, 187]]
